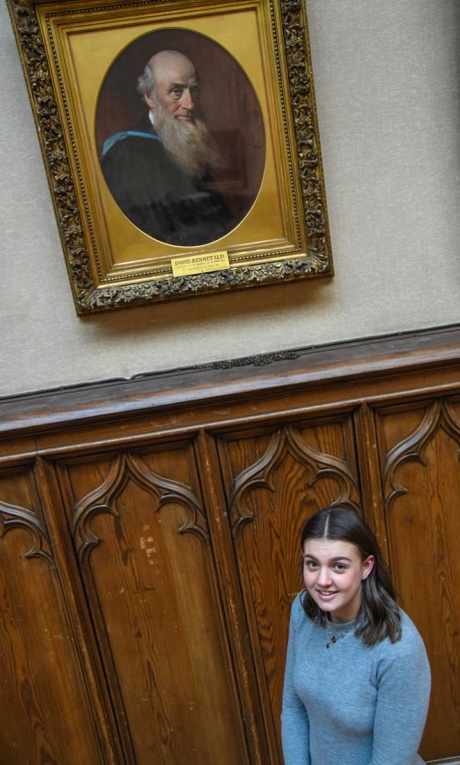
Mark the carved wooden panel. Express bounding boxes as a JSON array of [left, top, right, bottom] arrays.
[[0, 464, 104, 764], [376, 398, 460, 762], [215, 416, 361, 763], [1, 331, 460, 764], [56, 442, 250, 765]]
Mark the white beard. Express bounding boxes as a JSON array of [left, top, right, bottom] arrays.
[[153, 103, 223, 178]]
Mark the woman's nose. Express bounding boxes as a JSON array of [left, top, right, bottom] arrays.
[[317, 567, 331, 586]]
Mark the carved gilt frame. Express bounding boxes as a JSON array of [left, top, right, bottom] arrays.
[[7, 0, 333, 314]]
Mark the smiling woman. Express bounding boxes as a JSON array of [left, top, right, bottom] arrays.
[[281, 506, 431, 765], [302, 537, 374, 624]]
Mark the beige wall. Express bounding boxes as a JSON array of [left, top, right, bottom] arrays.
[[1, 0, 459, 397]]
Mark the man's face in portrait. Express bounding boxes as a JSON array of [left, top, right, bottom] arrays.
[[140, 50, 222, 178], [144, 53, 200, 125]]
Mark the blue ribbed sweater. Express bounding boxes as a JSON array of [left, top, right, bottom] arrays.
[[281, 593, 431, 765]]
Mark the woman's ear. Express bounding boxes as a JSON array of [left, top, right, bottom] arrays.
[[362, 555, 375, 580]]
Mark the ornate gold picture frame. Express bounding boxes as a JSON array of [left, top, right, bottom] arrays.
[[7, 0, 333, 314]]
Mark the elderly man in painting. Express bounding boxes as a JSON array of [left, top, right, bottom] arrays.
[[100, 49, 233, 247]]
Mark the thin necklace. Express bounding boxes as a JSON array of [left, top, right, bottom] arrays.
[[325, 620, 354, 649]]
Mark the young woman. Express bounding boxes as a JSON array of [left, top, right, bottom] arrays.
[[281, 506, 431, 765]]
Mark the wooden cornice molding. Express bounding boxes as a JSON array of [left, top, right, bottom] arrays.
[[2, 325, 460, 437]]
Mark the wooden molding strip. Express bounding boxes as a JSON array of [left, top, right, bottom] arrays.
[[1, 325, 460, 436]]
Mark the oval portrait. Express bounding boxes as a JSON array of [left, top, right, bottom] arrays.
[[96, 28, 266, 248]]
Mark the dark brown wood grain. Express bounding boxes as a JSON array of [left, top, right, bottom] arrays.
[[0, 327, 460, 763], [377, 399, 460, 761], [0, 469, 105, 765]]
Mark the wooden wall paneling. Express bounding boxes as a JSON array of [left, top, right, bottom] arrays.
[[2, 327, 460, 444], [352, 403, 390, 556], [195, 429, 272, 765], [375, 396, 460, 762], [214, 413, 362, 763], [41, 454, 126, 765], [0, 462, 106, 765], [56, 440, 251, 765], [1, 329, 460, 764]]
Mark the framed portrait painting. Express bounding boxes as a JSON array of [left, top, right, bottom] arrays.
[[7, 0, 333, 314]]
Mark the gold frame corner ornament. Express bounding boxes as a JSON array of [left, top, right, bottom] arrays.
[[7, 0, 333, 314]]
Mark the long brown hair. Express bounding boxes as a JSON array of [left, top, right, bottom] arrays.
[[300, 506, 402, 645]]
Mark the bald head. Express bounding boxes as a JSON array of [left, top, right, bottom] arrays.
[[138, 49, 199, 124], [149, 50, 195, 84]]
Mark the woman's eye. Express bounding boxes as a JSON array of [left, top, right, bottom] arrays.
[[304, 561, 317, 570], [333, 564, 347, 572]]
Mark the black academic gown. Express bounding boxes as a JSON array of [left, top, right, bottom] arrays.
[[100, 119, 233, 247]]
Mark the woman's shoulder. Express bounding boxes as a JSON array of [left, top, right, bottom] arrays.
[[397, 609, 426, 647], [290, 590, 304, 614], [396, 609, 429, 658], [373, 608, 429, 665], [289, 591, 311, 630], [371, 609, 431, 694]]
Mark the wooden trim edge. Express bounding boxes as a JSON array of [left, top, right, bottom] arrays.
[[1, 325, 460, 436]]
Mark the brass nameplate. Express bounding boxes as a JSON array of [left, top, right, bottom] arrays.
[[171, 251, 230, 277]]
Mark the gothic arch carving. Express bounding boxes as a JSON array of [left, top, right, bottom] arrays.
[[229, 424, 359, 535], [383, 399, 460, 511], [72, 452, 208, 564], [0, 499, 54, 567]]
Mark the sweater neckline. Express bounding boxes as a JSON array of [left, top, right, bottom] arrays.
[[323, 616, 358, 649], [325, 616, 358, 633]]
